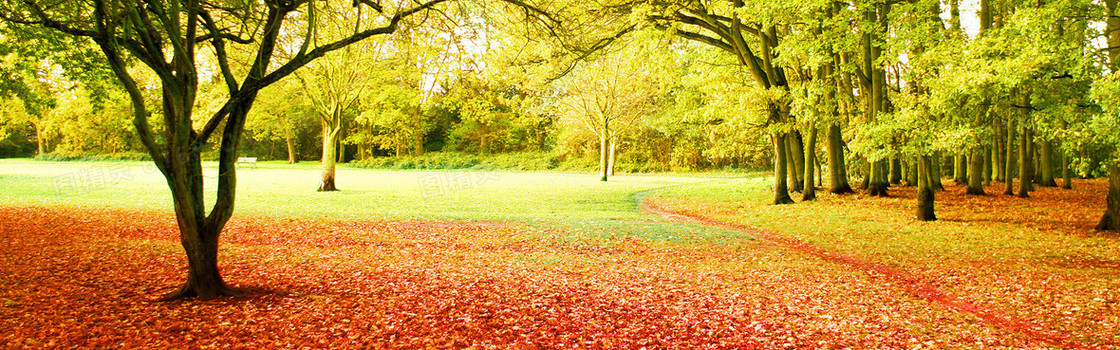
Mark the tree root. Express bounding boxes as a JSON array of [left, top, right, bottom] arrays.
[[159, 283, 241, 301]]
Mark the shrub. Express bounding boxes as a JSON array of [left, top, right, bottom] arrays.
[[37, 151, 151, 162], [350, 152, 566, 171]]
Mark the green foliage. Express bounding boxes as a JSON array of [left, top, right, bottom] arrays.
[[35, 150, 151, 162], [350, 151, 564, 171]]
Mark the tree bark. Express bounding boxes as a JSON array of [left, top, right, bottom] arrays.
[[319, 120, 339, 192], [802, 127, 817, 201], [916, 156, 936, 221], [337, 126, 346, 164], [286, 137, 296, 164], [788, 131, 806, 192], [1039, 139, 1057, 187], [167, 218, 234, 300], [827, 124, 854, 194], [1004, 120, 1017, 195], [34, 123, 45, 157], [869, 160, 889, 197], [954, 155, 968, 185], [413, 107, 424, 157], [1018, 127, 1033, 198], [1098, 165, 1120, 231], [608, 134, 617, 177], [1100, 0, 1120, 230], [932, 151, 944, 190], [983, 147, 993, 185], [787, 134, 803, 193], [994, 123, 1005, 182], [859, 160, 871, 190], [773, 132, 794, 204], [599, 134, 609, 182], [889, 156, 902, 185], [816, 153, 823, 187], [905, 156, 918, 186], [966, 151, 986, 195]]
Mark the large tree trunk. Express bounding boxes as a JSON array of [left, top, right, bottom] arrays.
[[1039, 139, 1057, 187], [168, 216, 233, 300], [827, 124, 854, 194], [772, 132, 794, 204], [916, 156, 936, 221], [286, 137, 296, 164], [1101, 0, 1120, 230], [319, 120, 339, 192], [868, 159, 889, 197], [162, 91, 257, 300], [802, 127, 817, 201], [1098, 165, 1120, 231], [786, 136, 800, 192], [790, 131, 806, 192], [34, 123, 45, 157], [966, 151, 986, 195]]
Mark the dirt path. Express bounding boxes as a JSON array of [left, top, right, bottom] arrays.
[[639, 199, 1082, 348]]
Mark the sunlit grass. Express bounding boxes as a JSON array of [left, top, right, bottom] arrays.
[[0, 158, 753, 244]]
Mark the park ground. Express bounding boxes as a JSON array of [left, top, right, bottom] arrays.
[[0, 159, 1118, 348]]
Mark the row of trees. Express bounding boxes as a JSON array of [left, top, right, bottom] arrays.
[[2, 0, 1119, 299], [597, 0, 1120, 229]]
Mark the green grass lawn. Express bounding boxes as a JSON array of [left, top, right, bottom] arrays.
[[0, 158, 754, 243]]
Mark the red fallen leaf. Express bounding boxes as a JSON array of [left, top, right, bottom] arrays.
[[0, 201, 1106, 348]]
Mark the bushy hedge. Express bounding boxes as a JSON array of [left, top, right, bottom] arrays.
[[36, 151, 152, 162], [349, 152, 606, 171]]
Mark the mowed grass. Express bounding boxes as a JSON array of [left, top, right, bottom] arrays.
[[0, 158, 746, 244], [0, 158, 688, 220]]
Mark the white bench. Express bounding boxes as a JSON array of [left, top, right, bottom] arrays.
[[237, 157, 258, 167]]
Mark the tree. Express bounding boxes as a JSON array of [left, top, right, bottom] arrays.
[[1093, 0, 1120, 230], [0, 0, 509, 299], [294, 15, 387, 191], [247, 80, 314, 163], [641, 0, 808, 204], [557, 50, 658, 181]]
